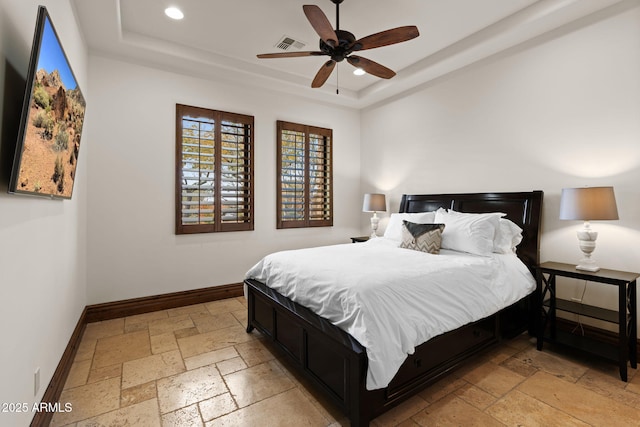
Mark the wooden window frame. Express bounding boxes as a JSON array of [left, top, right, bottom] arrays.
[[277, 120, 333, 229], [175, 104, 254, 234]]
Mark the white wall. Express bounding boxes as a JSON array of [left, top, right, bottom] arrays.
[[361, 5, 640, 330], [86, 56, 361, 304], [0, 0, 88, 425]]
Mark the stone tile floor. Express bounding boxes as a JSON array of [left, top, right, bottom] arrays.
[[51, 297, 640, 426]]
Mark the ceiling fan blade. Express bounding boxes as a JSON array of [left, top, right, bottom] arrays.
[[347, 55, 396, 79], [257, 51, 325, 59], [303, 5, 338, 47], [311, 60, 336, 88], [352, 26, 419, 51]]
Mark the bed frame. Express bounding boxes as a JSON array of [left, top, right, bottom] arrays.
[[245, 191, 543, 426]]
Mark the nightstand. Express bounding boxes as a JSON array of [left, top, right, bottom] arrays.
[[536, 261, 638, 381], [350, 236, 370, 243]]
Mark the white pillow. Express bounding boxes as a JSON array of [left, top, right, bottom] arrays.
[[383, 212, 436, 241], [493, 218, 523, 254], [434, 208, 502, 256]]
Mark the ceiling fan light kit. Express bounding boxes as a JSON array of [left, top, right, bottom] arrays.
[[257, 0, 419, 89]]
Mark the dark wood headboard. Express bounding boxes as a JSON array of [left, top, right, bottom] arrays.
[[399, 191, 543, 270]]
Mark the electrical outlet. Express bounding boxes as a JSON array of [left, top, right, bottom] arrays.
[[34, 367, 40, 396]]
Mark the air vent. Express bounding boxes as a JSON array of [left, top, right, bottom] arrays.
[[275, 35, 306, 51]]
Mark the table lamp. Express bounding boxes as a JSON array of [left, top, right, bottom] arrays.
[[559, 186, 618, 272], [363, 193, 386, 238]]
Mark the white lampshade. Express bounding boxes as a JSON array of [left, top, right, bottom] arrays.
[[362, 193, 386, 212], [559, 187, 618, 221]]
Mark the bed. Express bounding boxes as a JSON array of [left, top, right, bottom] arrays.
[[244, 191, 543, 426]]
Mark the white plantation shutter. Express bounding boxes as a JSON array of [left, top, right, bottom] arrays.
[[176, 105, 254, 234], [277, 121, 332, 229]]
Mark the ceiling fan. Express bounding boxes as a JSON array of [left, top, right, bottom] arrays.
[[257, 0, 419, 89]]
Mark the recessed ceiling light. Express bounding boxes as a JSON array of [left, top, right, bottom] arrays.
[[353, 68, 366, 76], [165, 6, 184, 20]]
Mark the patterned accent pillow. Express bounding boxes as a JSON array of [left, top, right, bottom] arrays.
[[400, 221, 445, 254]]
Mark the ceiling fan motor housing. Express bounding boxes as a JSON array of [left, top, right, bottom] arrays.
[[320, 29, 360, 62]]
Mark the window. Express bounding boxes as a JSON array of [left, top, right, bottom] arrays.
[[176, 104, 254, 234], [277, 120, 332, 229]]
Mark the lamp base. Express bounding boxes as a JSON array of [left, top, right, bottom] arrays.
[[576, 253, 600, 273], [369, 212, 380, 239], [576, 263, 600, 272], [575, 223, 600, 272]]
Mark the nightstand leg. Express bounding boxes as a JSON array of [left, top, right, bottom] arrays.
[[536, 268, 544, 350], [549, 275, 556, 342], [630, 280, 637, 369], [619, 283, 628, 382]]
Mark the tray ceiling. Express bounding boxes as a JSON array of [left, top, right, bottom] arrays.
[[72, 0, 627, 108]]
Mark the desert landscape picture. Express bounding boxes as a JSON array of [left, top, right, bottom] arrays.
[[14, 13, 85, 198]]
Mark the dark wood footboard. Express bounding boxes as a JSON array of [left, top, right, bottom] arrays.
[[246, 278, 369, 424], [246, 278, 506, 426]]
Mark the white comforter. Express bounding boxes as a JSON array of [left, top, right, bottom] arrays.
[[245, 237, 535, 390]]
